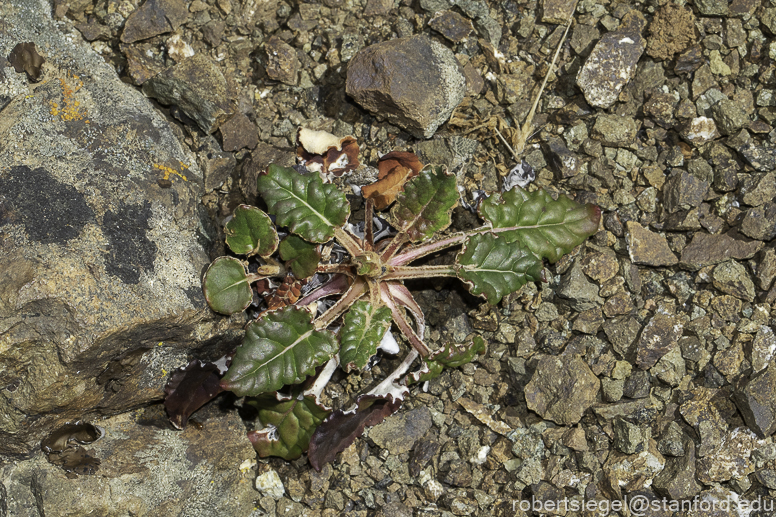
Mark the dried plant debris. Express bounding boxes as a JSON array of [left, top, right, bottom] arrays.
[[41, 421, 104, 478], [8, 42, 45, 82], [296, 127, 360, 180], [360, 150, 424, 210]]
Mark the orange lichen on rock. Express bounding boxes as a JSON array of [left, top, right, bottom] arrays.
[[49, 73, 88, 122], [153, 162, 189, 185]]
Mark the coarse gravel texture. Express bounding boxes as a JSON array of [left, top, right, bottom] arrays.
[[12, 0, 776, 515]]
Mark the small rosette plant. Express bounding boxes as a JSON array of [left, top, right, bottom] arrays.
[[192, 161, 600, 469]]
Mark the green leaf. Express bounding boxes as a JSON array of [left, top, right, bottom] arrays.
[[225, 205, 278, 257], [221, 306, 338, 396], [410, 335, 487, 384], [390, 165, 458, 242], [258, 164, 350, 243], [202, 256, 254, 315], [455, 233, 543, 305], [246, 389, 331, 460], [479, 187, 601, 263], [279, 235, 321, 279], [339, 301, 393, 372]]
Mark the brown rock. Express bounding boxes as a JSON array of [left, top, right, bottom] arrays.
[[712, 260, 756, 301], [346, 36, 466, 139], [680, 229, 763, 269], [636, 313, 683, 369], [142, 53, 233, 134], [734, 365, 776, 437], [524, 354, 600, 425], [626, 221, 678, 267], [428, 10, 473, 43], [646, 4, 697, 60], [265, 36, 300, 86], [653, 434, 702, 499], [577, 29, 645, 109], [120, 43, 166, 85], [219, 113, 258, 152], [363, 0, 394, 16], [121, 0, 188, 44], [541, 0, 576, 23], [696, 428, 761, 483]]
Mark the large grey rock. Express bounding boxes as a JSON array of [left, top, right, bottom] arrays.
[[0, 0, 240, 455], [1, 405, 258, 516], [346, 36, 466, 139]]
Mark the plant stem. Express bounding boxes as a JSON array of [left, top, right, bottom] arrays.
[[379, 282, 429, 356], [314, 279, 366, 330], [380, 232, 408, 262], [316, 264, 354, 276], [305, 356, 339, 402], [515, 0, 579, 156], [364, 199, 374, 252], [333, 227, 363, 257], [296, 274, 349, 307], [384, 282, 425, 339], [382, 265, 457, 281], [388, 232, 469, 266]]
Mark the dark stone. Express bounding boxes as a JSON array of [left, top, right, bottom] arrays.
[[680, 229, 763, 269], [428, 10, 473, 43], [643, 90, 679, 128], [636, 313, 683, 369], [142, 53, 233, 134], [443, 459, 472, 487], [74, 20, 112, 41], [0, 166, 94, 245], [738, 142, 776, 172], [346, 36, 466, 139], [219, 113, 258, 152], [121, 0, 188, 44], [734, 365, 776, 438], [120, 42, 166, 85], [603, 316, 641, 358], [524, 354, 600, 425], [710, 99, 750, 135], [8, 42, 45, 82], [409, 431, 440, 478], [663, 170, 708, 213], [590, 114, 639, 147], [674, 45, 703, 75], [543, 135, 581, 178], [264, 36, 300, 86], [202, 20, 226, 47], [623, 369, 651, 399], [626, 221, 678, 267], [653, 433, 702, 500]]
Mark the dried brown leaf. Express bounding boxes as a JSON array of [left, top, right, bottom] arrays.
[[361, 151, 423, 210]]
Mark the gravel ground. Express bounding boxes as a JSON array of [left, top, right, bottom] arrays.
[[49, 0, 776, 515]]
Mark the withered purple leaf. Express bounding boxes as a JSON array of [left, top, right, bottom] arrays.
[[164, 359, 226, 429], [307, 393, 403, 471]]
